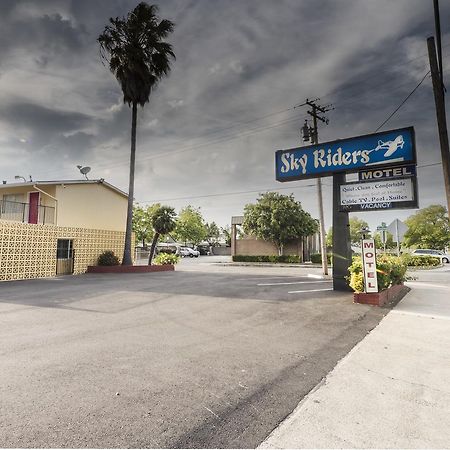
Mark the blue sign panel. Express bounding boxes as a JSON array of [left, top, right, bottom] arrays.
[[275, 126, 416, 182]]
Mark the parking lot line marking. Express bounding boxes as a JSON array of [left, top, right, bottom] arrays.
[[257, 281, 330, 286], [288, 288, 334, 294]]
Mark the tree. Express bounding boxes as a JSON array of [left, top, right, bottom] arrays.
[[205, 222, 220, 246], [373, 231, 396, 250], [403, 204, 450, 250], [326, 217, 371, 248], [221, 225, 231, 247], [98, 3, 175, 265], [174, 206, 207, 245], [148, 206, 177, 264], [349, 217, 371, 245], [132, 203, 160, 247], [243, 192, 318, 255]]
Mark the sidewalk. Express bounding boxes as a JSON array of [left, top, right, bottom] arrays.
[[259, 279, 450, 449]]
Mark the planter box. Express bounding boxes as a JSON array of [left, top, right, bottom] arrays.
[[87, 264, 174, 274], [354, 283, 408, 307]]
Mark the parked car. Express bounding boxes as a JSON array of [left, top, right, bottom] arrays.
[[179, 247, 200, 258], [411, 249, 450, 263]]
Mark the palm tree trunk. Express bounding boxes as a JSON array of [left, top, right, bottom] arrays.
[[148, 232, 160, 265], [122, 101, 138, 265]]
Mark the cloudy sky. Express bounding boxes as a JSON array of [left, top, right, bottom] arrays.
[[0, 0, 449, 232]]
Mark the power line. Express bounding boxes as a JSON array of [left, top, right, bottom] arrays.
[[319, 42, 450, 101], [39, 112, 309, 178], [374, 70, 431, 132], [137, 160, 441, 204], [32, 47, 450, 181], [138, 181, 331, 204]]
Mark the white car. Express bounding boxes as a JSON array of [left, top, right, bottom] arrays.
[[411, 249, 450, 264], [179, 247, 200, 258]]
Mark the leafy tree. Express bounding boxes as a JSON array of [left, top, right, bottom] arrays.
[[205, 222, 220, 246], [148, 206, 177, 264], [349, 217, 371, 245], [403, 205, 450, 250], [132, 203, 160, 247], [373, 231, 396, 250], [326, 217, 371, 248], [243, 192, 318, 255], [221, 225, 231, 247], [174, 206, 207, 245], [98, 3, 175, 265]]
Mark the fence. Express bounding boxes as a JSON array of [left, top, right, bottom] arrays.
[[0, 200, 55, 225]]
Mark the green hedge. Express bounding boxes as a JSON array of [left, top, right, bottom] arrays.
[[232, 255, 301, 263], [310, 253, 332, 264], [400, 254, 441, 267]]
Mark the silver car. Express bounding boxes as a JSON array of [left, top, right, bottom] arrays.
[[179, 247, 200, 258]]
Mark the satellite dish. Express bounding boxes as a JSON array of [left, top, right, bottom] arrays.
[[77, 165, 91, 180]]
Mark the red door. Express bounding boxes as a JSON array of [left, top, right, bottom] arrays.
[[28, 192, 39, 224]]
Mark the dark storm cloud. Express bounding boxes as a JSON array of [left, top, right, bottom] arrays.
[[0, 8, 87, 67], [0, 0, 448, 229], [0, 102, 91, 135]]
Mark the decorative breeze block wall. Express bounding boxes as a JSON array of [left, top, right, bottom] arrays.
[[0, 220, 128, 282]]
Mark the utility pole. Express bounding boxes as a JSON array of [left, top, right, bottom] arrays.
[[428, 36, 450, 216], [433, 0, 444, 91], [300, 99, 333, 276]]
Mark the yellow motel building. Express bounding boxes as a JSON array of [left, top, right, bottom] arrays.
[[0, 179, 129, 281]]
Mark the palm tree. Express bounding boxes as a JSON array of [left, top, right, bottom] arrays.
[[98, 3, 175, 265], [148, 206, 177, 264]]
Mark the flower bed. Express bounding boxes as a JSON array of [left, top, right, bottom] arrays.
[[349, 254, 409, 306], [353, 283, 409, 307]]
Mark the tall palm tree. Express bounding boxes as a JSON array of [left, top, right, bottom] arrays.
[[148, 206, 177, 265], [98, 3, 175, 265]]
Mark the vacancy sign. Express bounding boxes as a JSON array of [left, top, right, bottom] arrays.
[[362, 239, 378, 293]]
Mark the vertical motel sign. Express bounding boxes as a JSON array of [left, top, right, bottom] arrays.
[[275, 126, 416, 291], [361, 239, 378, 293]]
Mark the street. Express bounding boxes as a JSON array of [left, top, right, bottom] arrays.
[[1, 261, 386, 448]]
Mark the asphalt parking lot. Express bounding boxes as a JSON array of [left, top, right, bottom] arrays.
[[0, 262, 386, 448]]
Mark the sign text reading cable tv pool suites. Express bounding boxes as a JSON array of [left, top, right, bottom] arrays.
[[275, 127, 416, 181]]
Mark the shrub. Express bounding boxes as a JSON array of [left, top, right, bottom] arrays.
[[97, 250, 120, 266], [232, 255, 301, 263], [153, 253, 180, 265], [348, 254, 408, 293], [400, 253, 441, 267], [310, 253, 332, 264], [349, 271, 364, 293]]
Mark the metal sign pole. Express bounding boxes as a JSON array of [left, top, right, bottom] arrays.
[[395, 219, 400, 256], [332, 173, 352, 291]]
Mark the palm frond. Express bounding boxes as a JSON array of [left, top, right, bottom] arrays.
[[98, 2, 175, 107]]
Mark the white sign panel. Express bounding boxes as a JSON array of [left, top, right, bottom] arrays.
[[362, 239, 378, 293], [340, 178, 415, 211]]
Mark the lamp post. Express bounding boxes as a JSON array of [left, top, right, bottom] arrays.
[[14, 175, 27, 183], [360, 226, 370, 240]]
